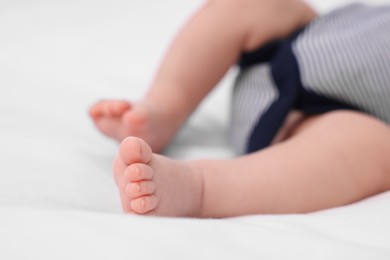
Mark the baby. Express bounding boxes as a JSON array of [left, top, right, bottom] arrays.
[[89, 0, 390, 218]]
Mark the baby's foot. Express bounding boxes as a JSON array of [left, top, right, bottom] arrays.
[[112, 137, 204, 217], [89, 100, 174, 152]]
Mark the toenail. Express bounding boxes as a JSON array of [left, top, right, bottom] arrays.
[[140, 198, 146, 208], [137, 140, 143, 159], [134, 183, 141, 192]]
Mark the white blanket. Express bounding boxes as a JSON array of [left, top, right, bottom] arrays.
[[0, 0, 389, 259]]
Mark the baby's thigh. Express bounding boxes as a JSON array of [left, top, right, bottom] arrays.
[[288, 110, 390, 185], [292, 110, 390, 140]]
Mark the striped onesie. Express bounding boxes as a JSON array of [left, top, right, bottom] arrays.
[[231, 4, 390, 154]]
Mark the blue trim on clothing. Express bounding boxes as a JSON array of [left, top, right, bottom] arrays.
[[238, 29, 358, 153]]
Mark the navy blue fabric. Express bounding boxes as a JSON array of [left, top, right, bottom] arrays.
[[238, 29, 358, 153]]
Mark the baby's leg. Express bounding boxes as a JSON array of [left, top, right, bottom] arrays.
[[114, 111, 390, 218], [90, 0, 316, 152], [198, 111, 390, 217]]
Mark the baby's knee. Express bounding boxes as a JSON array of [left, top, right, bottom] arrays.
[[211, 0, 315, 51]]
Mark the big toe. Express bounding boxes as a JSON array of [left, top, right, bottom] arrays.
[[119, 137, 153, 165]]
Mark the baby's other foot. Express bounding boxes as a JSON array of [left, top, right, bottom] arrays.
[[89, 100, 132, 140], [112, 137, 204, 217], [89, 100, 171, 152]]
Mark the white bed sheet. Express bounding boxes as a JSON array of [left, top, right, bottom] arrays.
[[0, 0, 389, 259]]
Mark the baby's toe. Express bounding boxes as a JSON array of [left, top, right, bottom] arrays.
[[110, 101, 131, 116], [119, 137, 153, 164], [126, 181, 156, 199], [89, 101, 106, 118], [99, 101, 113, 116], [130, 195, 158, 214], [124, 163, 153, 182], [90, 100, 131, 118]]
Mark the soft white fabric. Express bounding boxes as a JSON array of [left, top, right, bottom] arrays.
[[0, 0, 389, 259]]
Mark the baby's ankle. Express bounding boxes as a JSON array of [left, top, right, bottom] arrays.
[[139, 98, 186, 132]]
